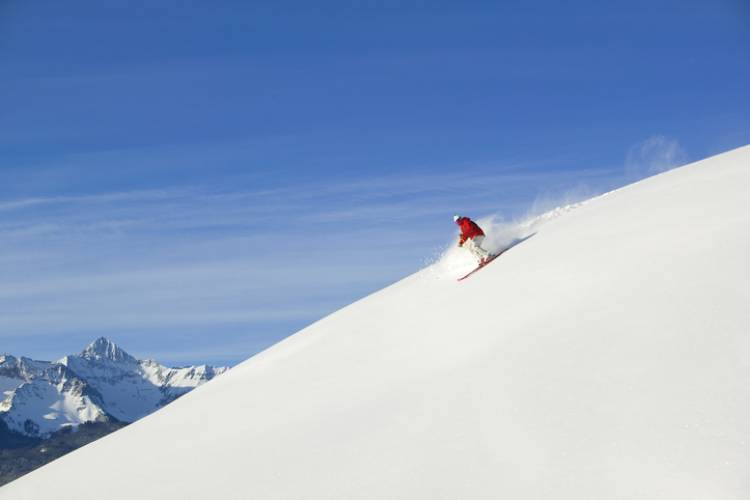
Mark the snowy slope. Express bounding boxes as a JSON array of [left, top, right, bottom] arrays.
[[3, 146, 750, 499], [0, 338, 228, 437]]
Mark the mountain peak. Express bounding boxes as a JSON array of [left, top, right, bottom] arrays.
[[81, 337, 135, 363]]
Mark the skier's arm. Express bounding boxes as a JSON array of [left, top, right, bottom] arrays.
[[457, 221, 467, 246]]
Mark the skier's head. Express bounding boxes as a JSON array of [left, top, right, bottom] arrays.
[[453, 214, 461, 223]]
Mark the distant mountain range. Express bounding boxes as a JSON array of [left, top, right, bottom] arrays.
[[0, 337, 229, 438]]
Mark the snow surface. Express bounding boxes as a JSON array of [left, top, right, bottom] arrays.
[[0, 376, 22, 398], [3, 146, 750, 498]]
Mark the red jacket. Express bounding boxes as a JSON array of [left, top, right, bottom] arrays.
[[456, 217, 484, 244]]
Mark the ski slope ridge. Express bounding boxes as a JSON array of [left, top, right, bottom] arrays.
[[3, 146, 749, 499]]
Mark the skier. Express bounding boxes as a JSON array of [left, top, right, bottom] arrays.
[[454, 215, 491, 264]]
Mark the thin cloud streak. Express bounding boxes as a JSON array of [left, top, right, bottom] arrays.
[[0, 165, 622, 239]]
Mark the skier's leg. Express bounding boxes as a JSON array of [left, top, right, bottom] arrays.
[[467, 236, 489, 261], [464, 238, 477, 259], [473, 236, 490, 259]]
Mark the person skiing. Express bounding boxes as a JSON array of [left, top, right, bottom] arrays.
[[454, 214, 491, 264]]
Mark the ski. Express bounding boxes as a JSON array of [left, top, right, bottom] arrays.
[[457, 248, 507, 281]]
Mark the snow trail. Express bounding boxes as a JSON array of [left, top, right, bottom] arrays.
[[431, 200, 588, 280]]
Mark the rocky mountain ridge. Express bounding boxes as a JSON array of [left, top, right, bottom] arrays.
[[0, 338, 228, 438]]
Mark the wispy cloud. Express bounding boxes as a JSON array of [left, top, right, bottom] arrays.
[[0, 189, 179, 213]]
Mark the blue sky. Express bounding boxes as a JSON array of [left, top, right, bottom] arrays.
[[1, 0, 748, 366]]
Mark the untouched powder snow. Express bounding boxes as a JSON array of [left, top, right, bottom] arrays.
[[3, 146, 750, 499]]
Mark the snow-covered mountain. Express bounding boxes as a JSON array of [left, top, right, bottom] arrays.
[[0, 355, 107, 437], [2, 146, 749, 499], [0, 338, 228, 438]]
